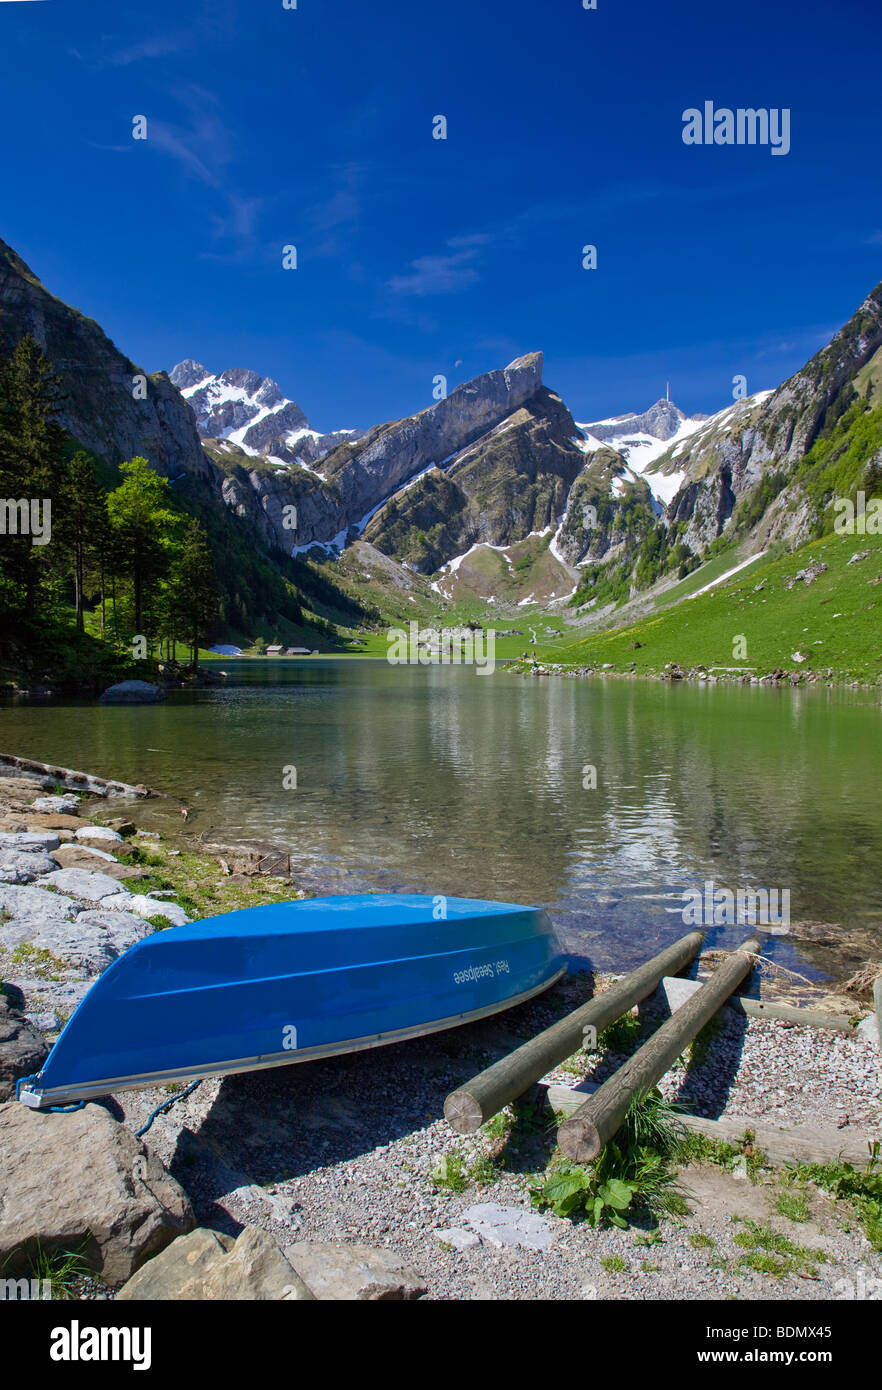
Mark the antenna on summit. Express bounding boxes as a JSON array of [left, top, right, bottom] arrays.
[[666, 380, 670, 403]]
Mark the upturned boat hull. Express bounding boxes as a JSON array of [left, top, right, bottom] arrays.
[[18, 893, 565, 1109]]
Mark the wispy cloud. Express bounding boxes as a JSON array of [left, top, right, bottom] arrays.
[[387, 233, 490, 297]]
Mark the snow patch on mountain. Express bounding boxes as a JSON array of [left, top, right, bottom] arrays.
[[169, 360, 362, 468]]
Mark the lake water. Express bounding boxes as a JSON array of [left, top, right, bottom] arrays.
[[3, 659, 881, 982]]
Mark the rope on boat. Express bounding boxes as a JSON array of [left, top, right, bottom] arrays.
[[135, 1079, 203, 1137], [14, 1074, 85, 1113]]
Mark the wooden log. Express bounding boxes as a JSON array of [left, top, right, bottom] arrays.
[[557, 936, 760, 1163], [443, 930, 703, 1134], [543, 1085, 875, 1167]]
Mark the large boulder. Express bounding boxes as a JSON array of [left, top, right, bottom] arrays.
[[282, 1241, 427, 1300], [0, 988, 48, 1101], [99, 681, 165, 705], [117, 1226, 314, 1300], [0, 1102, 194, 1282]]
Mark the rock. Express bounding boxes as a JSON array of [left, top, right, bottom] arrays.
[[0, 883, 79, 922], [0, 916, 114, 975], [434, 1227, 480, 1252], [100, 894, 189, 926], [51, 846, 144, 881], [0, 847, 57, 881], [30, 796, 80, 815], [0, 991, 48, 1101], [26, 1011, 60, 1033], [75, 826, 124, 847], [99, 681, 165, 705], [283, 1241, 427, 1300], [117, 1226, 314, 1300], [461, 1203, 553, 1252], [106, 819, 136, 836], [0, 831, 61, 852], [42, 867, 127, 902], [0, 1101, 194, 1281], [74, 909, 153, 952], [25, 813, 88, 831], [856, 1012, 880, 1051], [656, 976, 704, 1013]]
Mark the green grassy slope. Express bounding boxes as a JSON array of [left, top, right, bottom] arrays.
[[556, 531, 882, 681]]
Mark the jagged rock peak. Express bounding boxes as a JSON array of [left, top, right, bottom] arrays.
[[169, 359, 212, 391], [584, 397, 689, 444]]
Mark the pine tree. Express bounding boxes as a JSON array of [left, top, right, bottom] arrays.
[[55, 450, 108, 630], [0, 335, 68, 620], [170, 518, 218, 666]]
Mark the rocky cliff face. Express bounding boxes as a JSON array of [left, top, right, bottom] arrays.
[[361, 382, 583, 570], [653, 283, 882, 551], [0, 239, 210, 484]]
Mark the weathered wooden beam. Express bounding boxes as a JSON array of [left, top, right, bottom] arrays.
[[657, 976, 859, 1034], [443, 930, 704, 1135], [543, 1084, 876, 1167], [558, 937, 760, 1163], [730, 996, 857, 1033]]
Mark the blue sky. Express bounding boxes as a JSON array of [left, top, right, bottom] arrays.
[[1, 0, 880, 430]]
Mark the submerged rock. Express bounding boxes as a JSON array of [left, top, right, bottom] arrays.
[[98, 680, 165, 704]]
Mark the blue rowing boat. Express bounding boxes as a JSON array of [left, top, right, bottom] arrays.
[[17, 893, 565, 1110]]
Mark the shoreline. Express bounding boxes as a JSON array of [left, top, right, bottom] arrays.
[[1, 755, 879, 1303]]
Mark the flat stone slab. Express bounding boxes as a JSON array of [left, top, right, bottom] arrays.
[[75, 826, 124, 846], [0, 848, 57, 879], [30, 796, 81, 815], [0, 831, 61, 852], [100, 893, 189, 926], [283, 1241, 427, 1300], [51, 848, 144, 881], [0, 883, 79, 921], [0, 916, 115, 975], [434, 1227, 480, 1252], [43, 867, 127, 902], [25, 813, 89, 831], [461, 1203, 554, 1252]]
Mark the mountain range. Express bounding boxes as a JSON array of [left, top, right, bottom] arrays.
[[1, 232, 881, 640]]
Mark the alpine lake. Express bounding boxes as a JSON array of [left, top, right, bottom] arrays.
[[3, 658, 881, 987]]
